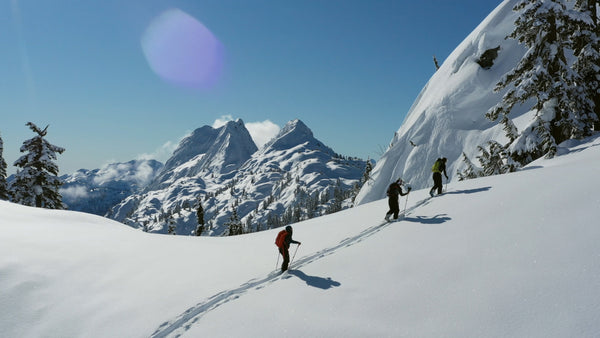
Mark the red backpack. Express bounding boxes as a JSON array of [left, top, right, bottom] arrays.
[[275, 230, 287, 248]]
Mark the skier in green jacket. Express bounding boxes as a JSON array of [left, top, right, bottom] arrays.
[[429, 157, 448, 197]]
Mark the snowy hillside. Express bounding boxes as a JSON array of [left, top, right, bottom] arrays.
[[1, 133, 599, 337], [356, 0, 529, 204], [107, 119, 367, 236], [60, 160, 163, 216]]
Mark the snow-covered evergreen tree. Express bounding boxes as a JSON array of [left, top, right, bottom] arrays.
[[195, 198, 205, 236], [570, 0, 600, 131], [457, 152, 481, 181], [476, 140, 514, 176], [168, 220, 176, 235], [225, 207, 243, 236], [10, 123, 65, 209], [488, 0, 596, 166], [0, 133, 8, 200], [359, 159, 373, 187]]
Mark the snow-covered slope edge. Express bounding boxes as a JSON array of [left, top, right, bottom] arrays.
[[1, 134, 599, 337], [356, 0, 529, 204]]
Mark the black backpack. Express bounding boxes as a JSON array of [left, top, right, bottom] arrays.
[[386, 183, 397, 197]]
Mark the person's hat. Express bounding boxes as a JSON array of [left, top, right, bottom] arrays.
[[286, 225, 293, 232]]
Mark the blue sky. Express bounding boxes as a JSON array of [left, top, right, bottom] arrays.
[[1, 0, 503, 175]]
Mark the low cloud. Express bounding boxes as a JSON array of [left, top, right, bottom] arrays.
[[246, 120, 280, 148], [93, 161, 160, 186], [131, 161, 156, 186], [212, 115, 280, 148], [137, 133, 189, 163], [60, 185, 89, 200], [212, 114, 234, 128]]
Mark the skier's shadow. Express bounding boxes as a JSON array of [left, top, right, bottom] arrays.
[[445, 186, 491, 195], [286, 270, 341, 290], [403, 214, 451, 224]]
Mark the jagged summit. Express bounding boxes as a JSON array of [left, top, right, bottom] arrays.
[[151, 119, 257, 189], [163, 119, 255, 172], [165, 125, 218, 169], [102, 118, 366, 236], [263, 119, 334, 156]]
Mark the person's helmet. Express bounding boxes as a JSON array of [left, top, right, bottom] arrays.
[[442, 157, 447, 162], [285, 225, 293, 233], [397, 178, 403, 185]]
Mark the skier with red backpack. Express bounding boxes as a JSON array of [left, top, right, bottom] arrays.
[[275, 225, 301, 272]]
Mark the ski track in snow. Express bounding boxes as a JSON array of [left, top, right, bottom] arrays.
[[149, 196, 433, 338]]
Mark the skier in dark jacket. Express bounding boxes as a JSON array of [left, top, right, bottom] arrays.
[[429, 157, 448, 197], [385, 178, 411, 221], [277, 225, 301, 272]]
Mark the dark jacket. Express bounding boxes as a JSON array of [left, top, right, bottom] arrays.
[[284, 232, 300, 249], [387, 182, 409, 199]]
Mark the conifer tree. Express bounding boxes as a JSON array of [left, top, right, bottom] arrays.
[[476, 141, 513, 176], [488, 0, 595, 166], [225, 207, 243, 236], [168, 220, 176, 235], [360, 160, 373, 187], [0, 133, 8, 200], [10, 123, 65, 209], [570, 0, 600, 131], [457, 152, 481, 181], [195, 198, 205, 236]]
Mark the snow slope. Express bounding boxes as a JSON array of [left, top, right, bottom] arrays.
[[1, 133, 599, 337], [356, 0, 531, 204]]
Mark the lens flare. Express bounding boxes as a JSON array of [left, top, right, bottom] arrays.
[[141, 8, 224, 89]]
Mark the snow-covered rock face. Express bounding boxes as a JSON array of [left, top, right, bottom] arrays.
[[356, 0, 530, 205], [150, 119, 258, 189], [224, 119, 365, 233], [105, 119, 366, 236]]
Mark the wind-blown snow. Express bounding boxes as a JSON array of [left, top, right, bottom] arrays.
[[1, 134, 599, 337]]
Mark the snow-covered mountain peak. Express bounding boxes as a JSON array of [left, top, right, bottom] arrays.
[[163, 119, 255, 173], [151, 120, 257, 188], [263, 119, 332, 156], [104, 118, 366, 236]]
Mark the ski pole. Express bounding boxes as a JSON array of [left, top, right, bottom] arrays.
[[289, 244, 300, 267], [275, 250, 280, 270], [403, 193, 409, 215]]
